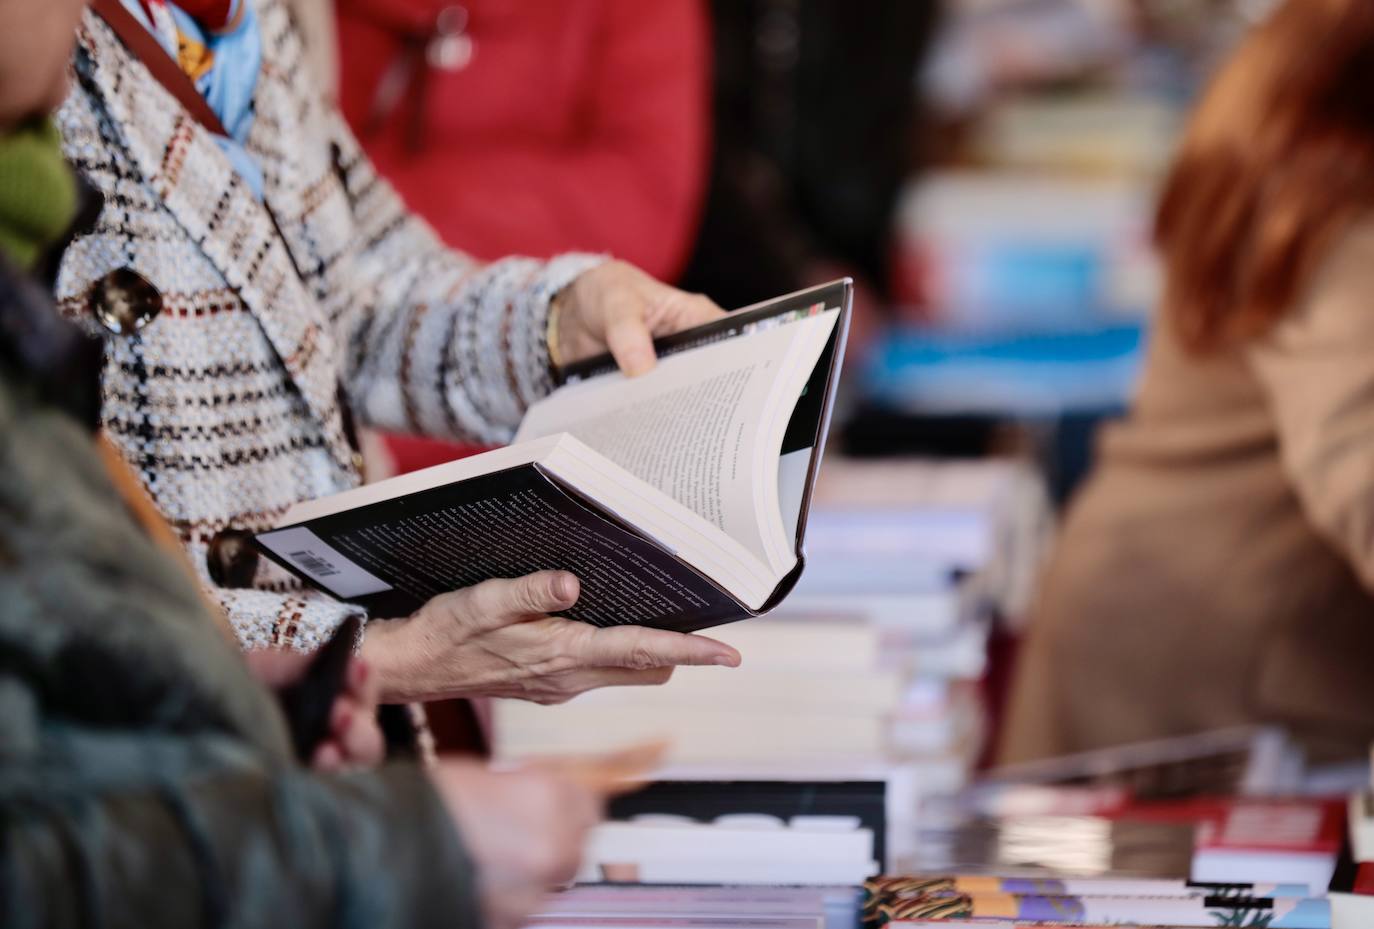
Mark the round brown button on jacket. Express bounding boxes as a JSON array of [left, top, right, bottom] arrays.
[[206, 529, 261, 589], [89, 267, 163, 335]]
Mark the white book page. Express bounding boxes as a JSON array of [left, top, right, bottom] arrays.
[[544, 440, 775, 607], [516, 312, 838, 572], [777, 448, 812, 546]]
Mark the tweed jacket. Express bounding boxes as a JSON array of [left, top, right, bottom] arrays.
[[54, 0, 601, 653], [0, 256, 477, 929]]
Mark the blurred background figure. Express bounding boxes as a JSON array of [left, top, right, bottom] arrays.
[[676, 0, 943, 347], [1001, 0, 1374, 765], [336, 0, 711, 473]]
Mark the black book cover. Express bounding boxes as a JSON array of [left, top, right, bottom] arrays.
[[256, 463, 746, 631]]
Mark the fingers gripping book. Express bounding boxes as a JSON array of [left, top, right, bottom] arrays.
[[256, 281, 853, 631]]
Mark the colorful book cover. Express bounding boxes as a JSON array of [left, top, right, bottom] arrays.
[[864, 877, 1330, 928]]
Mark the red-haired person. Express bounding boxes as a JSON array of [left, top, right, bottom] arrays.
[[1003, 0, 1374, 764]]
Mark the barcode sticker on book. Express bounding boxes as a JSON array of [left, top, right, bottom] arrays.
[[288, 549, 340, 577], [257, 527, 393, 599]]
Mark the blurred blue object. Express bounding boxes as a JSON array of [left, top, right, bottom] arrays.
[[863, 322, 1148, 417], [962, 241, 1105, 327]]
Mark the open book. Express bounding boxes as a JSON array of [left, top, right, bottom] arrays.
[[256, 280, 852, 631]]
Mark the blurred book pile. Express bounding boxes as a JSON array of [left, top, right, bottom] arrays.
[[862, 868, 1335, 928], [850, 728, 1373, 928], [531, 885, 863, 929], [878, 0, 1178, 422], [1332, 750, 1374, 927], [530, 728, 1374, 928], [852, 1, 1280, 468], [861, 786, 1354, 927], [494, 455, 1054, 881], [873, 158, 1158, 419]]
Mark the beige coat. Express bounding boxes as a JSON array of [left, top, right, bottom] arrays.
[[1002, 220, 1374, 764]]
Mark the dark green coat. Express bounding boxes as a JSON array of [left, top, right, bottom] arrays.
[[0, 259, 480, 928]]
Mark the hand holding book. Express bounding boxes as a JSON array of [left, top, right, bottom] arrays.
[[551, 260, 726, 376], [261, 279, 848, 723], [360, 569, 740, 704]]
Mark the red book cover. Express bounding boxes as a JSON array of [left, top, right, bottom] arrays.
[[1193, 799, 1345, 854], [1353, 863, 1374, 895], [1102, 796, 1345, 853]]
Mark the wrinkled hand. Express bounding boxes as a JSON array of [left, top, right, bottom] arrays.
[[361, 570, 741, 704], [430, 761, 604, 929], [242, 648, 385, 771], [555, 260, 726, 375]]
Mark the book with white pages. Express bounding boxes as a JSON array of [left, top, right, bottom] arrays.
[[255, 281, 852, 631]]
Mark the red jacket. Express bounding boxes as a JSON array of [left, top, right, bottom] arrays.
[[337, 0, 710, 281]]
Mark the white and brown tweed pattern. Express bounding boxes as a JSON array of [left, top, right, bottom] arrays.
[[54, 0, 603, 652]]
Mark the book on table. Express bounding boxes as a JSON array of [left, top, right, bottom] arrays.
[[255, 280, 852, 631]]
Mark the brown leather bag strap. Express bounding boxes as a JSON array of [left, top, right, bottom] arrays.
[[90, 0, 316, 285], [90, 0, 231, 138]]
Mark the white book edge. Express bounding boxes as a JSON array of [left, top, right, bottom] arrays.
[[586, 822, 873, 862], [1350, 792, 1374, 863]]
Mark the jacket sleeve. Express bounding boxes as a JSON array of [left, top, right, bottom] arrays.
[[0, 344, 479, 929], [1248, 220, 1374, 591], [2, 759, 480, 929], [323, 107, 603, 447], [201, 572, 370, 651]]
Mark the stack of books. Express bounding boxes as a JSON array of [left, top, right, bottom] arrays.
[[493, 456, 1052, 885], [870, 170, 1157, 420], [542, 789, 1357, 926], [575, 814, 878, 886], [542, 733, 1366, 927], [889, 171, 1159, 333], [1331, 765, 1374, 926], [915, 728, 1341, 877], [919, 796, 1344, 884], [864, 791, 1353, 927], [792, 456, 1054, 625], [532, 885, 863, 929], [493, 617, 983, 770], [842, 725, 1374, 926], [494, 456, 1051, 768], [861, 873, 1333, 928]]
